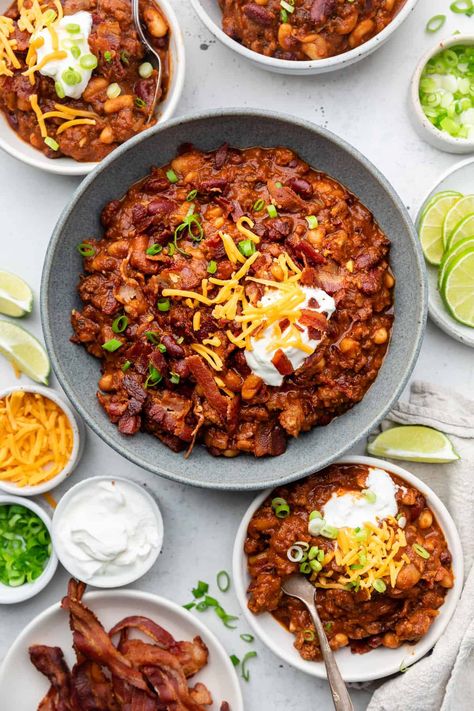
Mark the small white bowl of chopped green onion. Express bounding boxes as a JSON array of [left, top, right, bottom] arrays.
[[0, 495, 58, 603], [411, 35, 474, 153]]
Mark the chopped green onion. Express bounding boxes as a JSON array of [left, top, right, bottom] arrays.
[[146, 243, 163, 255], [112, 315, 129, 333], [309, 510, 322, 521], [241, 651, 257, 682], [306, 215, 318, 229], [139, 61, 154, 78], [267, 204, 278, 218], [183, 602, 195, 610], [54, 81, 65, 98], [271, 497, 287, 508], [66, 22, 81, 33], [166, 169, 179, 183], [0, 504, 51, 587], [275, 504, 290, 518], [426, 14, 446, 32], [450, 0, 473, 13], [170, 372, 180, 384], [106, 82, 121, 99], [350, 563, 364, 570], [253, 198, 265, 212], [309, 559, 322, 572], [186, 189, 198, 201], [354, 527, 368, 542], [80, 53, 98, 70], [307, 546, 320, 561], [196, 600, 208, 612], [157, 298, 171, 312], [102, 338, 122, 353], [62, 67, 82, 86], [104, 50, 112, 62], [173, 208, 204, 255], [230, 654, 240, 666], [308, 516, 325, 536], [362, 489, 377, 504], [157, 343, 167, 353], [217, 570, 231, 592], [324, 622, 333, 632], [302, 629, 315, 642], [413, 543, 431, 559], [280, 3, 294, 15], [280, 8, 288, 22], [192, 580, 209, 598], [299, 561, 311, 574], [135, 97, 146, 109], [287, 544, 306, 563], [145, 331, 160, 344], [119, 50, 130, 64], [44, 136, 59, 151], [201, 595, 239, 628], [240, 633, 254, 643], [320, 524, 339, 539], [71, 45, 81, 59], [167, 243, 176, 256], [373, 579, 387, 593], [238, 239, 256, 257], [121, 360, 132, 372], [207, 260, 218, 274], [144, 364, 162, 388]]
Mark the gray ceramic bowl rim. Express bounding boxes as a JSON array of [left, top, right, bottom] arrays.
[[41, 108, 427, 491]]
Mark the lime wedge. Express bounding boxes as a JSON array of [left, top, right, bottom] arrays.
[[442, 248, 474, 327], [442, 195, 474, 249], [367, 426, 459, 463], [418, 193, 461, 265], [449, 213, 474, 250], [439, 236, 474, 290], [0, 320, 50, 384], [419, 190, 461, 223], [0, 271, 33, 318]]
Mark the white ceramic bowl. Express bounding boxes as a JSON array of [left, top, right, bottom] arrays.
[[410, 34, 474, 154], [0, 495, 58, 604], [52, 475, 164, 587], [191, 0, 419, 75], [0, 0, 185, 175], [0, 384, 84, 496], [232, 455, 464, 682]]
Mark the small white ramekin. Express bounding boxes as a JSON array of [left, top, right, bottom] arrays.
[[191, 0, 419, 75], [0, 494, 58, 604], [0, 0, 185, 175], [0, 384, 85, 496], [410, 34, 474, 154], [52, 476, 164, 588]]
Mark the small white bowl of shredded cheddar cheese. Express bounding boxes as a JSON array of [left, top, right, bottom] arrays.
[[0, 385, 84, 496]]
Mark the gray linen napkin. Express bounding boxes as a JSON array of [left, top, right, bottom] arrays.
[[367, 381, 474, 711]]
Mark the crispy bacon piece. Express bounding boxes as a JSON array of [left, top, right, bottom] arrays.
[[29, 646, 74, 711], [299, 310, 328, 332], [71, 660, 118, 710], [271, 349, 294, 376], [185, 355, 229, 421]]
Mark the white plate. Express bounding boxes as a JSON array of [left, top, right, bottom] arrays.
[[417, 157, 474, 348], [0, 589, 243, 710], [232, 456, 464, 682]]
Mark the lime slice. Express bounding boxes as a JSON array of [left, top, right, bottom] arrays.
[[449, 213, 474, 250], [418, 193, 461, 265], [418, 190, 461, 224], [442, 248, 474, 327], [0, 271, 33, 318], [439, 236, 474, 290], [0, 320, 50, 384], [367, 426, 459, 463], [442, 195, 474, 249]]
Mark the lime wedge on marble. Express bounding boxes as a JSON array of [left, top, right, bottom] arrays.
[[442, 195, 474, 248], [367, 426, 459, 463], [0, 320, 50, 384], [418, 193, 461, 265], [0, 271, 33, 318], [442, 248, 474, 327]]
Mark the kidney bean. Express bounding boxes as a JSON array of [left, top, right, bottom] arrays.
[[214, 143, 229, 170], [287, 177, 314, 199], [147, 197, 176, 215], [243, 3, 275, 26], [161, 335, 185, 358], [142, 177, 169, 193], [135, 78, 156, 105], [199, 178, 229, 195], [310, 0, 337, 24]]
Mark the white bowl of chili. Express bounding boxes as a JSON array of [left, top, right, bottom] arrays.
[[0, 384, 85, 496], [0, 494, 58, 604], [0, 0, 185, 175], [232, 455, 464, 682], [191, 0, 419, 75]]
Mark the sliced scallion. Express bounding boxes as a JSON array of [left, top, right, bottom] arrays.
[[112, 315, 129, 333], [217, 570, 231, 592], [102, 338, 122, 352], [413, 543, 430, 559], [241, 651, 257, 682], [166, 169, 179, 183]]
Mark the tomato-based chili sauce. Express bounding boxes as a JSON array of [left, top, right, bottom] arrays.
[[0, 0, 170, 162], [245, 464, 453, 660], [220, 0, 406, 61], [71, 145, 394, 458]]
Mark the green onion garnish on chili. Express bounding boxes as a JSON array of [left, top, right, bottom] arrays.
[[302, 629, 315, 642], [241, 651, 257, 682], [306, 215, 318, 229], [157, 298, 170, 312], [174, 207, 205, 256], [44, 136, 59, 151], [373, 579, 387, 593], [144, 364, 162, 388], [104, 50, 112, 62], [0, 504, 51, 587], [121, 360, 132, 372], [253, 198, 265, 212], [145, 331, 161, 345], [217, 570, 231, 592], [166, 169, 179, 183], [170, 372, 180, 384], [413, 543, 430, 559], [167, 243, 176, 256], [76, 242, 96, 257], [157, 343, 167, 353], [238, 239, 256, 257], [146, 243, 162, 255], [112, 315, 129, 334], [271, 497, 290, 518], [135, 97, 146, 109], [267, 204, 278, 218], [207, 260, 218, 274], [186, 189, 198, 201], [102, 338, 122, 352]]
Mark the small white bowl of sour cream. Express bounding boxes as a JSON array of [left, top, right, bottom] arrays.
[[52, 476, 164, 587]]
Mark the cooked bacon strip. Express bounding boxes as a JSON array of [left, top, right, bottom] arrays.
[[109, 616, 176, 648], [299, 309, 328, 331], [185, 355, 229, 420], [71, 660, 118, 710], [38, 686, 61, 711], [189, 683, 212, 706], [61, 596, 149, 693], [271, 349, 294, 376], [29, 646, 74, 711]]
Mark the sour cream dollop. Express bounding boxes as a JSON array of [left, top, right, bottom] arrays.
[[54, 479, 162, 585], [322, 468, 398, 529], [244, 286, 336, 387], [35, 11, 94, 100]]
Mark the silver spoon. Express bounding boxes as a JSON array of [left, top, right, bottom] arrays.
[[131, 0, 163, 124], [281, 575, 354, 711]]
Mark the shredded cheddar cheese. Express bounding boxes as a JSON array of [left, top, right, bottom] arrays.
[[236, 216, 260, 244], [190, 344, 224, 371], [0, 391, 73, 488], [56, 117, 96, 134], [29, 94, 47, 138]]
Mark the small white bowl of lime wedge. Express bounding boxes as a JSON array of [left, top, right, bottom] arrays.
[[416, 156, 474, 347]]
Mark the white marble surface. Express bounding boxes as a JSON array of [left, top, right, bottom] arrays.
[[0, 1, 473, 709]]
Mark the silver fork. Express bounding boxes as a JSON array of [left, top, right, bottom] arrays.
[[282, 575, 354, 711], [131, 0, 163, 124]]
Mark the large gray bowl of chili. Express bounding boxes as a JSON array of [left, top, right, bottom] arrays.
[[41, 109, 427, 490]]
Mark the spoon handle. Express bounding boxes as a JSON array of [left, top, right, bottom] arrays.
[[307, 603, 354, 711]]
